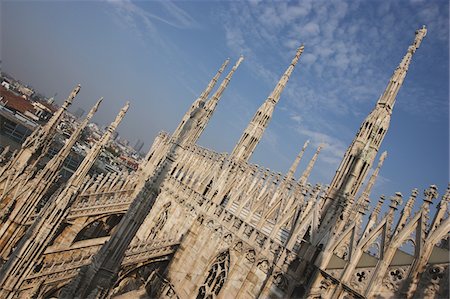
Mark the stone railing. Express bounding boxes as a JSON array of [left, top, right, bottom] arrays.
[[21, 237, 180, 291], [122, 238, 180, 266], [67, 189, 136, 219]]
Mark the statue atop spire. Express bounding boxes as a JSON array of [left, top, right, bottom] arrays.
[[230, 45, 304, 162], [70, 101, 129, 188], [185, 56, 244, 145], [172, 59, 230, 143], [40, 97, 103, 183], [267, 45, 304, 105], [376, 25, 427, 112], [323, 27, 426, 214], [0, 98, 104, 260], [0, 102, 129, 298], [286, 140, 309, 181], [22, 84, 80, 150], [199, 59, 230, 102], [0, 84, 81, 179], [205, 55, 244, 112], [298, 143, 323, 186]]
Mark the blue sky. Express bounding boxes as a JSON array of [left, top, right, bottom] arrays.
[[2, 0, 448, 207]]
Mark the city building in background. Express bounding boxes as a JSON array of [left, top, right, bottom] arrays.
[[73, 107, 85, 119]]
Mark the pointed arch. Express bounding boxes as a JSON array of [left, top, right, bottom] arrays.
[[73, 214, 123, 243], [196, 250, 230, 299]]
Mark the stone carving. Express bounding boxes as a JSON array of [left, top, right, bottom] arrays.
[[224, 213, 233, 223], [382, 266, 408, 292], [233, 241, 243, 252], [243, 225, 254, 238], [255, 233, 266, 248], [273, 272, 288, 290], [223, 234, 233, 244], [334, 244, 349, 261], [232, 218, 242, 230], [206, 220, 214, 229], [213, 226, 223, 238], [418, 264, 448, 298], [350, 268, 372, 293], [257, 260, 269, 273], [245, 249, 256, 264]]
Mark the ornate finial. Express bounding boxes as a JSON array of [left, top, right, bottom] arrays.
[[412, 25, 427, 50], [424, 185, 438, 204], [293, 45, 305, 62], [62, 84, 81, 108], [363, 194, 386, 238], [109, 101, 130, 132], [376, 27, 427, 111], [188, 55, 244, 146], [270, 44, 304, 104], [385, 192, 402, 238], [443, 183, 450, 203], [405, 189, 418, 211], [375, 195, 385, 212], [93, 97, 103, 109], [427, 184, 449, 235], [380, 151, 387, 163], [393, 188, 419, 236], [236, 55, 244, 67], [389, 192, 403, 210], [86, 97, 103, 118], [407, 188, 419, 205], [40, 95, 104, 178]]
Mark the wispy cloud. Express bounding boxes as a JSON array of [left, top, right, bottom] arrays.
[[220, 0, 448, 116], [215, 0, 447, 185], [106, 0, 198, 48], [107, 0, 198, 29], [220, 1, 388, 119], [295, 126, 347, 166], [105, 0, 213, 102], [159, 1, 199, 29]]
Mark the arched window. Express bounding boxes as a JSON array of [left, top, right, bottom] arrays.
[[196, 250, 230, 299]]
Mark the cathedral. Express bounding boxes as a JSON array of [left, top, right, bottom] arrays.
[[0, 26, 448, 299]]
